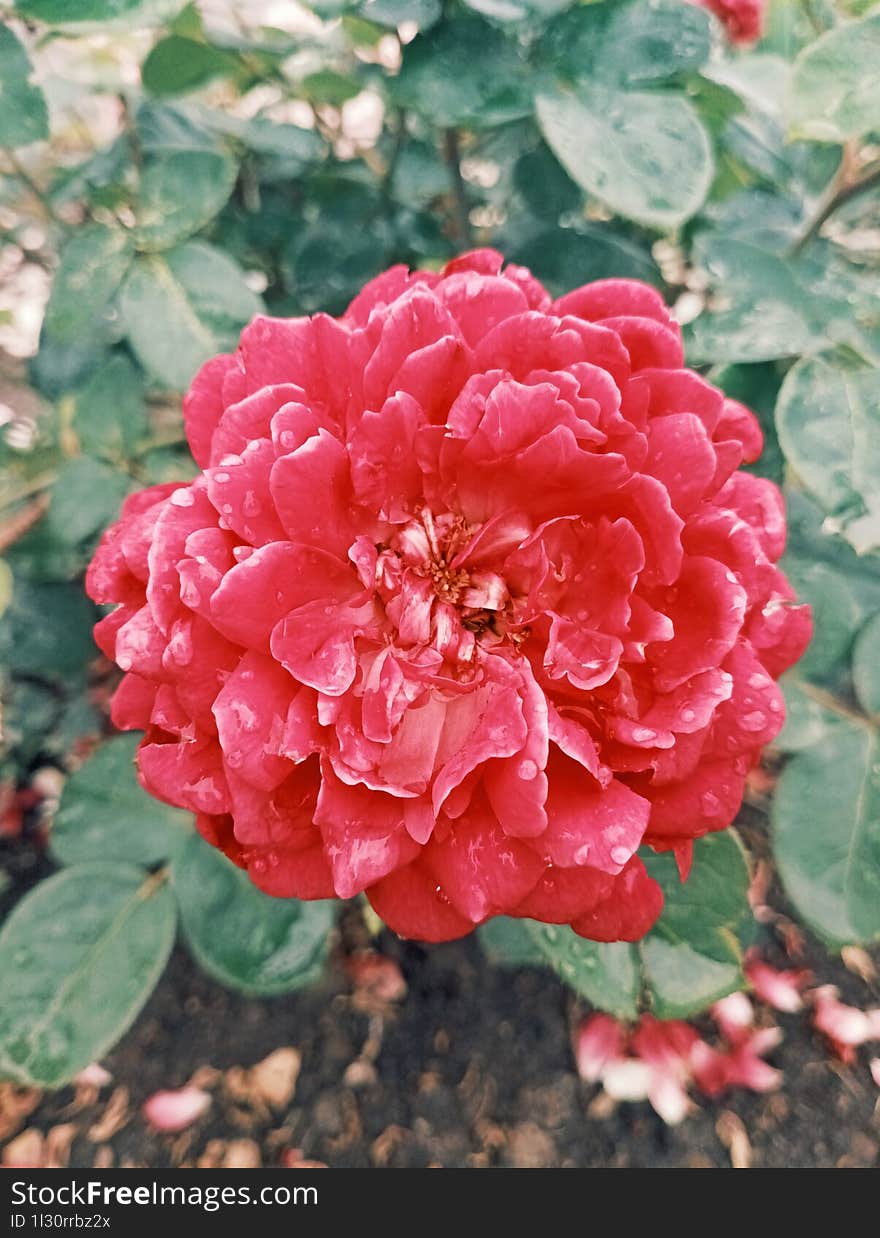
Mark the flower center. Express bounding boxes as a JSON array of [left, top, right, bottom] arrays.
[[377, 507, 518, 665]]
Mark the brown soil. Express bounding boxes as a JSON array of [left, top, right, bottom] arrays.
[[2, 884, 879, 1170]]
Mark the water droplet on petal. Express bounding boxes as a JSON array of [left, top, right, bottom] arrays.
[[631, 726, 657, 743]]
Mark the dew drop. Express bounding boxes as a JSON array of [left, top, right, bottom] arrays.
[[631, 726, 657, 743]]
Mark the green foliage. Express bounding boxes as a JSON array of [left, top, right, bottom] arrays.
[[776, 357, 880, 554], [0, 864, 177, 1087], [51, 735, 192, 867], [172, 834, 336, 996], [43, 226, 134, 346], [0, 25, 49, 148], [773, 722, 880, 946], [787, 12, 880, 141], [120, 242, 263, 388], [484, 832, 752, 1020], [2, 0, 880, 1082]]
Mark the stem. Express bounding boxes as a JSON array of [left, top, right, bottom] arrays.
[[442, 128, 473, 248], [0, 469, 58, 513], [382, 108, 406, 207], [800, 0, 827, 37], [791, 164, 880, 255], [0, 494, 50, 555], [2, 150, 61, 224], [794, 679, 874, 731]]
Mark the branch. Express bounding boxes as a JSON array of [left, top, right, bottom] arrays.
[[2, 149, 61, 224], [791, 164, 880, 255], [442, 128, 473, 248]]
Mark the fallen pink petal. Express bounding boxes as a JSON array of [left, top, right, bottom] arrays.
[[711, 991, 754, 1043], [574, 1013, 626, 1084], [142, 1087, 212, 1133], [745, 953, 810, 1013]]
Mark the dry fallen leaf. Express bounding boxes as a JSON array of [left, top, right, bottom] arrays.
[[3, 1127, 44, 1168], [841, 947, 877, 985], [0, 1083, 42, 1142], [88, 1087, 130, 1143], [249, 1048, 302, 1109], [223, 1138, 262, 1168], [716, 1110, 752, 1169]]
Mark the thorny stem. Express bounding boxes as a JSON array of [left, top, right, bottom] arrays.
[[790, 162, 880, 255], [443, 128, 473, 248]]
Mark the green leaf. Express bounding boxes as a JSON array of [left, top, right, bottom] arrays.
[[526, 924, 640, 1020], [478, 916, 547, 968], [134, 149, 238, 251], [0, 864, 176, 1088], [773, 721, 880, 945], [511, 224, 661, 297], [710, 361, 785, 485], [536, 84, 713, 231], [512, 144, 582, 221], [44, 226, 133, 345], [51, 736, 192, 868], [643, 833, 750, 963], [142, 35, 240, 98], [463, 0, 571, 22], [70, 355, 148, 462], [787, 13, 880, 141], [120, 241, 262, 390], [539, 0, 712, 88], [775, 675, 846, 753], [592, 0, 713, 89], [199, 112, 324, 164], [16, 0, 144, 17], [0, 579, 96, 679], [358, 0, 441, 26], [775, 357, 880, 550], [639, 832, 751, 1018], [44, 457, 130, 551], [393, 16, 533, 128], [781, 554, 875, 682], [640, 937, 743, 1019], [0, 25, 49, 148], [300, 70, 362, 108], [853, 613, 880, 719], [685, 237, 822, 364], [172, 834, 334, 996]]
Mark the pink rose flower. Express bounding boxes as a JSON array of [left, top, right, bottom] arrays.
[[86, 249, 809, 942]]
